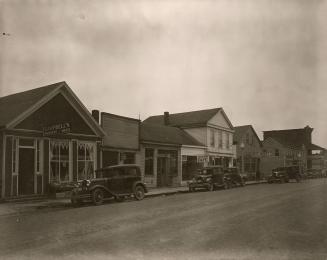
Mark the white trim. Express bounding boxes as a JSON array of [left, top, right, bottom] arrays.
[[7, 84, 63, 129], [2, 135, 6, 198], [141, 141, 180, 147], [6, 82, 106, 137], [181, 145, 206, 149], [61, 85, 106, 136]]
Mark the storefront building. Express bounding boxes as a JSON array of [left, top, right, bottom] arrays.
[[144, 107, 236, 172], [0, 82, 105, 198], [99, 112, 141, 167], [140, 123, 204, 188]]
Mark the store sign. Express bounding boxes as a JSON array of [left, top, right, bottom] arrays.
[[43, 123, 71, 136], [198, 156, 209, 163]]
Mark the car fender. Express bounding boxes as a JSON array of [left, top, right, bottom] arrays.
[[133, 181, 148, 193]]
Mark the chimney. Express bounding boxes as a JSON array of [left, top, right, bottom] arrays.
[[92, 109, 100, 124], [164, 111, 170, 125]]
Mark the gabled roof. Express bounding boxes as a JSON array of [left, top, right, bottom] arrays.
[[0, 81, 106, 136], [140, 123, 204, 146], [263, 136, 303, 150], [144, 107, 224, 127], [234, 125, 261, 145], [0, 82, 62, 128], [308, 143, 325, 151], [263, 126, 313, 147]]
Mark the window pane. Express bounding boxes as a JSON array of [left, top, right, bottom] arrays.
[[78, 161, 86, 180], [85, 161, 94, 179], [19, 138, 34, 147], [78, 143, 85, 161], [60, 161, 69, 182], [50, 161, 60, 182], [60, 143, 69, 161]]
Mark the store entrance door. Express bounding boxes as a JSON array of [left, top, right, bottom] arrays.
[[18, 148, 35, 195], [157, 157, 168, 187]]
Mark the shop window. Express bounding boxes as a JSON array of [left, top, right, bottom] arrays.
[[120, 152, 135, 164], [50, 141, 70, 182], [145, 148, 154, 176], [218, 130, 223, 148], [19, 138, 34, 147], [36, 139, 41, 173], [78, 142, 95, 181], [182, 156, 198, 181], [210, 129, 215, 147]]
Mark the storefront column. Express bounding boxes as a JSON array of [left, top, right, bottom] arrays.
[[5, 136, 12, 197], [153, 148, 158, 187]]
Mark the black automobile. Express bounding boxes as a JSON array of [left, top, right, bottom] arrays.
[[188, 166, 230, 192], [71, 164, 148, 206], [224, 167, 245, 187], [267, 166, 301, 183]]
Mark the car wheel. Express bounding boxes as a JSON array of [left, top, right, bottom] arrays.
[[189, 187, 195, 192], [92, 188, 104, 206], [280, 178, 285, 184], [134, 185, 145, 201], [208, 184, 214, 191], [223, 181, 229, 190], [240, 179, 245, 187]]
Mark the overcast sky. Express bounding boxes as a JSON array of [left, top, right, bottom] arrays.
[[0, 0, 327, 146]]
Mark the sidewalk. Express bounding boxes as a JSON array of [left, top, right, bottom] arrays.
[[0, 180, 266, 217]]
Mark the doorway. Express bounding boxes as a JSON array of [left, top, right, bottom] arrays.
[[157, 157, 168, 187], [18, 148, 35, 195]]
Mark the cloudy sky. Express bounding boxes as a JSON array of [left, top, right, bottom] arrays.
[[0, 0, 327, 145]]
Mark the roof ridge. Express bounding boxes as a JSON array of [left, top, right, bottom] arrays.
[[0, 81, 65, 99]]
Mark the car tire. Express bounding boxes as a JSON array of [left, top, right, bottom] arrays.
[[208, 184, 214, 191], [134, 185, 145, 201], [223, 181, 229, 190], [92, 188, 105, 206], [189, 187, 195, 192]]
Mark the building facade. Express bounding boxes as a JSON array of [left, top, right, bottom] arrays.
[[99, 112, 141, 167], [144, 108, 236, 170], [140, 123, 205, 188], [260, 126, 325, 177], [0, 82, 105, 198], [234, 125, 262, 180]]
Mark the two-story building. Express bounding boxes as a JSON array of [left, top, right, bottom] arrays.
[[260, 126, 325, 177], [144, 107, 236, 173], [233, 125, 262, 180]]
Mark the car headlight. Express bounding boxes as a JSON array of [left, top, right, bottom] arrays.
[[206, 177, 211, 182]]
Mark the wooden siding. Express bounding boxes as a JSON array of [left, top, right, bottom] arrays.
[[184, 127, 207, 146], [101, 114, 139, 150], [208, 110, 232, 129]]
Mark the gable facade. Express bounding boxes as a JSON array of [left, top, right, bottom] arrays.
[[0, 83, 104, 199]]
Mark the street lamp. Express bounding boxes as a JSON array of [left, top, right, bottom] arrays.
[[240, 142, 245, 174]]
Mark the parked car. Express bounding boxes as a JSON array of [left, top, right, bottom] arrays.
[[71, 164, 148, 206], [267, 166, 301, 183], [306, 169, 324, 179], [224, 167, 245, 187], [188, 166, 230, 192]]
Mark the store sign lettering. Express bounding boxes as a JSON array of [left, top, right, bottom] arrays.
[[43, 123, 71, 136]]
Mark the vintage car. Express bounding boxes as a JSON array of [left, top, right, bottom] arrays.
[[267, 166, 301, 183], [224, 167, 245, 187], [188, 166, 230, 192], [71, 164, 148, 206]]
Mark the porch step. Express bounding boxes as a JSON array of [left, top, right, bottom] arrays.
[[3, 194, 48, 203]]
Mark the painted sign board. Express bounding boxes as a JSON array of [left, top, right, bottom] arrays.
[[43, 123, 71, 136]]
